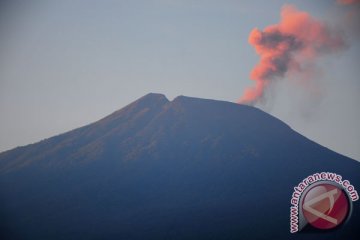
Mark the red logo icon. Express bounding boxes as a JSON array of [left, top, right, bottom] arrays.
[[301, 183, 349, 230]]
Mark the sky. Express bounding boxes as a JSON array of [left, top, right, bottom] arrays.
[[0, 0, 359, 161]]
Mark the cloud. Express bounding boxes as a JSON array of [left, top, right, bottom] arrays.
[[239, 5, 347, 105], [336, 0, 360, 5]]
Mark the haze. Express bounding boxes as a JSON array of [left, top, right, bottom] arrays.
[[0, 0, 359, 161]]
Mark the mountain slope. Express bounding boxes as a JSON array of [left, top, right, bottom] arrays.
[[0, 93, 359, 239]]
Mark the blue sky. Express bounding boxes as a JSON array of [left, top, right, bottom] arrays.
[[0, 0, 359, 160]]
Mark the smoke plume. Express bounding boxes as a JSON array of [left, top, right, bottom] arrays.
[[336, 0, 360, 5], [239, 5, 346, 105]]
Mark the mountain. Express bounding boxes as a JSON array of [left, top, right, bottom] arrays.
[[0, 93, 359, 239]]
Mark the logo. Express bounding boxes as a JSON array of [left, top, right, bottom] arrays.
[[302, 183, 349, 230], [290, 172, 358, 233]]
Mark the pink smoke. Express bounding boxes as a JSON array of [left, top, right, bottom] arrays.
[[239, 5, 346, 105], [336, 0, 360, 5]]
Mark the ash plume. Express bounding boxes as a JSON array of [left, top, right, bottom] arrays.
[[239, 5, 347, 105]]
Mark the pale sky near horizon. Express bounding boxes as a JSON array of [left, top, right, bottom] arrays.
[[0, 0, 359, 161]]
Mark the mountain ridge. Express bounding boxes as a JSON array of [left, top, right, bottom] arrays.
[[0, 93, 357, 174], [0, 93, 359, 239]]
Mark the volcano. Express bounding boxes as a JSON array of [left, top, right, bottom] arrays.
[[0, 93, 359, 239]]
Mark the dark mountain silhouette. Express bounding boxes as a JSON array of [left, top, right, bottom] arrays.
[[0, 93, 359, 239]]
